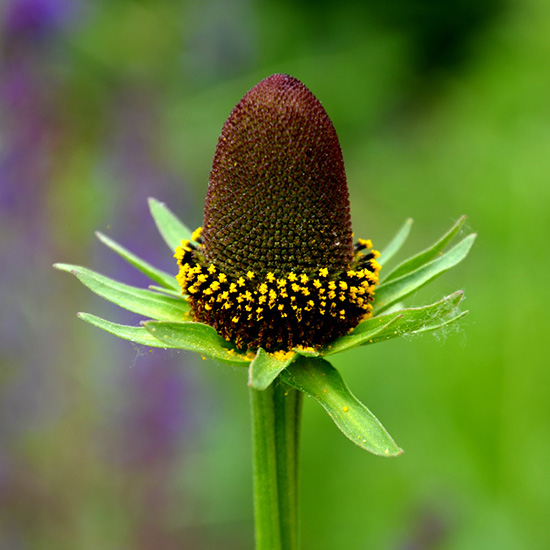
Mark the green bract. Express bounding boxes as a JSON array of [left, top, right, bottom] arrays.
[[54, 198, 475, 456]]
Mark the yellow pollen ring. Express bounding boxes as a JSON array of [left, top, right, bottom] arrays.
[[174, 239, 381, 350]]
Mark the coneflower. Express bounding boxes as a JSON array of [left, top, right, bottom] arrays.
[[175, 74, 380, 351], [56, 72, 474, 550]]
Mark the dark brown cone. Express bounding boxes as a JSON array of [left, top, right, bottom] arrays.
[[202, 74, 353, 278]]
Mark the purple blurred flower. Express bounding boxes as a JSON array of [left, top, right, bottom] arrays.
[[2, 0, 74, 40], [117, 359, 195, 466]]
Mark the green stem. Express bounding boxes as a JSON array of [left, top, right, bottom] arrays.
[[250, 379, 303, 550]]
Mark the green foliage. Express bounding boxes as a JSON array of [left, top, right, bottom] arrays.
[[282, 357, 402, 456], [143, 321, 252, 366], [56, 198, 473, 456], [78, 312, 178, 348], [54, 263, 189, 321], [95, 231, 179, 290], [249, 349, 298, 391], [374, 231, 476, 314], [148, 197, 194, 251]]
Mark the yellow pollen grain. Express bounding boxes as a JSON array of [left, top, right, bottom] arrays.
[[313, 279, 322, 289], [218, 273, 227, 283], [237, 277, 246, 287], [246, 271, 255, 280], [272, 350, 294, 361], [339, 281, 348, 290], [266, 272, 276, 282], [343, 406, 349, 413], [191, 227, 203, 242], [232, 316, 239, 323], [319, 268, 328, 277], [229, 283, 237, 293], [300, 274, 309, 283], [208, 264, 216, 274], [259, 283, 268, 294], [288, 273, 297, 282], [328, 281, 336, 290], [181, 240, 192, 252], [358, 238, 372, 248], [291, 283, 300, 293]]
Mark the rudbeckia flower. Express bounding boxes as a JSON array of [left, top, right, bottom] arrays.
[[175, 74, 381, 353], [55, 74, 475, 457]]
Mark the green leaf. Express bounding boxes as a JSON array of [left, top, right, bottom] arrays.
[[143, 320, 253, 366], [373, 233, 476, 314], [383, 216, 467, 283], [325, 292, 465, 355], [411, 309, 469, 336], [78, 312, 177, 348], [54, 263, 189, 321], [293, 347, 320, 357], [378, 218, 413, 266], [96, 231, 179, 291], [281, 357, 402, 457], [148, 197, 193, 252], [322, 316, 402, 356], [148, 285, 184, 298], [248, 348, 298, 390]]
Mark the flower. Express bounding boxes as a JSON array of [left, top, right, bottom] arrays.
[[175, 74, 380, 351], [55, 74, 475, 455]]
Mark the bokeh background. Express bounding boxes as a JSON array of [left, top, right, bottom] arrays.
[[1, 0, 549, 548]]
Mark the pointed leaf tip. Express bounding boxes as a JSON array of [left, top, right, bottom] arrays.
[[148, 197, 193, 252], [281, 357, 403, 456]]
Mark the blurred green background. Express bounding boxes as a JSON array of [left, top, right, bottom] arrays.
[[1, 0, 549, 548]]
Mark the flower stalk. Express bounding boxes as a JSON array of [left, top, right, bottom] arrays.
[[250, 380, 303, 550]]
